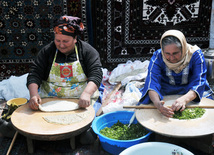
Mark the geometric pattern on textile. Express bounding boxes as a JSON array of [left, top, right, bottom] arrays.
[[92, 0, 212, 70], [0, 0, 88, 80]]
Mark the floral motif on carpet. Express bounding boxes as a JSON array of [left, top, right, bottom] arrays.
[[92, 0, 212, 70], [0, 0, 88, 80]]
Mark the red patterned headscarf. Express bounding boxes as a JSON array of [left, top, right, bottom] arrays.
[[54, 15, 84, 37]]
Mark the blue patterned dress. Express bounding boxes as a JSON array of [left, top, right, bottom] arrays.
[[139, 49, 213, 104]]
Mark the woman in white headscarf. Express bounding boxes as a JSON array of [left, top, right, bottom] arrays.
[[139, 30, 213, 117]]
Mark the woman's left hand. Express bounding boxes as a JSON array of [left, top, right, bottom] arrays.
[[172, 90, 197, 112], [171, 97, 187, 112], [78, 92, 91, 108]]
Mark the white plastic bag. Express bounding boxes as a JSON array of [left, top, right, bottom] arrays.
[[0, 73, 30, 101], [121, 82, 142, 106], [109, 60, 149, 85], [102, 82, 141, 114], [102, 68, 110, 82], [121, 72, 147, 86]]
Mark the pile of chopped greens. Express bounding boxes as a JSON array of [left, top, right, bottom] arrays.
[[2, 102, 18, 121], [100, 120, 149, 140], [173, 107, 205, 120]]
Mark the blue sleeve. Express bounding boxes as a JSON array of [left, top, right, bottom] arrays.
[[139, 50, 164, 104], [188, 50, 207, 101], [93, 83, 105, 114]]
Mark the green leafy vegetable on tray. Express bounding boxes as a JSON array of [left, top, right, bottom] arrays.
[[2, 102, 19, 121], [173, 107, 205, 120], [100, 120, 149, 140]]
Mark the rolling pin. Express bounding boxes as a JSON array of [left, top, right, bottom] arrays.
[[123, 105, 214, 109]]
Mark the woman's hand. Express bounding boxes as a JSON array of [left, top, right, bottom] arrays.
[[29, 95, 41, 110], [171, 97, 187, 112], [28, 83, 41, 110], [171, 91, 197, 112], [148, 90, 174, 117], [157, 101, 174, 118], [78, 91, 91, 108], [78, 81, 98, 108]]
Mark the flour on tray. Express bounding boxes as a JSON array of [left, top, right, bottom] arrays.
[[39, 100, 79, 112]]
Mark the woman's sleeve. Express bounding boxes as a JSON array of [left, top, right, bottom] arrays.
[[82, 43, 102, 88], [27, 44, 53, 88], [188, 50, 207, 101], [139, 50, 163, 104]]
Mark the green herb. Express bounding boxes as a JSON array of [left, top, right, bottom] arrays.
[[2, 102, 18, 121], [100, 120, 149, 140], [173, 107, 205, 120]]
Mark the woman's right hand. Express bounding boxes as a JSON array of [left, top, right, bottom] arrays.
[[157, 101, 174, 118], [148, 90, 174, 117], [29, 95, 42, 110], [28, 83, 41, 110]]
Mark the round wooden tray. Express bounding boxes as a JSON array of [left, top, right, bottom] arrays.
[[136, 95, 214, 138], [11, 98, 95, 141]]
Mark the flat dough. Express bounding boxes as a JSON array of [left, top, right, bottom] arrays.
[[39, 100, 79, 112], [43, 112, 89, 125]]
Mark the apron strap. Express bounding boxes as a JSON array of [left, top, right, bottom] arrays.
[[75, 45, 79, 60]]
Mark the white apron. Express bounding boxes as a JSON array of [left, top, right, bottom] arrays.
[[39, 46, 88, 98]]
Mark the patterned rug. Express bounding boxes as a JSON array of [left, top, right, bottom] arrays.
[[1, 1, 212, 77], [92, 0, 212, 70], [0, 0, 90, 81]]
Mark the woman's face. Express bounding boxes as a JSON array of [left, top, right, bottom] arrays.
[[54, 34, 77, 55], [163, 43, 182, 63]]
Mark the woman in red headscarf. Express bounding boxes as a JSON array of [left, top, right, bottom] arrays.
[[26, 16, 102, 144], [27, 15, 103, 112]]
